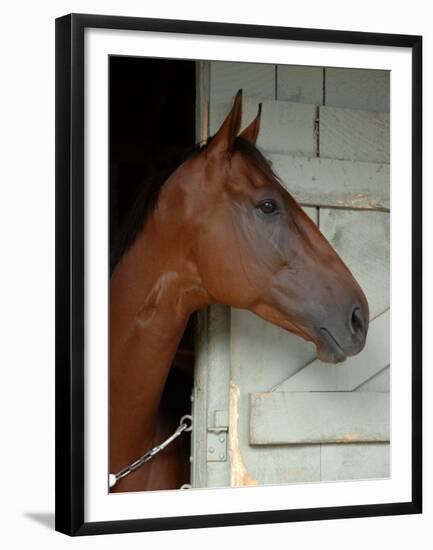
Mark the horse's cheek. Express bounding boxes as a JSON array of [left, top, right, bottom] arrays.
[[245, 216, 286, 277]]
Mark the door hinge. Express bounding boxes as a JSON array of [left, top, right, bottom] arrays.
[[207, 410, 228, 462]]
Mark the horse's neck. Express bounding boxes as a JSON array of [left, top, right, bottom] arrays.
[[109, 253, 187, 472], [109, 207, 209, 474]]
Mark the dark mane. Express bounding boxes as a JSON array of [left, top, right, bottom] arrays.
[[110, 136, 276, 273], [234, 136, 278, 179], [110, 143, 203, 273]]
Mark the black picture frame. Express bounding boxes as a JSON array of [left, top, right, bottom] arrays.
[[55, 13, 422, 536]]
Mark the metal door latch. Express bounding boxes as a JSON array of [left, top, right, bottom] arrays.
[[207, 410, 228, 462]]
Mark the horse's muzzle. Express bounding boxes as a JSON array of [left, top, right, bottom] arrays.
[[315, 301, 369, 364]]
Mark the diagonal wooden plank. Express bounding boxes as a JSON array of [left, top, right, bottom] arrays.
[[250, 391, 390, 444], [273, 309, 390, 392], [355, 366, 390, 392]]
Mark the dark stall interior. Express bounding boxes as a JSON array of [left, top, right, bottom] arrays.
[[109, 56, 197, 479]]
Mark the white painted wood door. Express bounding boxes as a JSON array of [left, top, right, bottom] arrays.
[[192, 61, 390, 488]]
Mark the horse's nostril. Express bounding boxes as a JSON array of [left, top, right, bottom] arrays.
[[350, 306, 364, 338]]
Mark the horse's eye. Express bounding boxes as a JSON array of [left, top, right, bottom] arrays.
[[258, 200, 278, 214]]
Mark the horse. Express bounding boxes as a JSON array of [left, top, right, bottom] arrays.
[[109, 90, 369, 493]]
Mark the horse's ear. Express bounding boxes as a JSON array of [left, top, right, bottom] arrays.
[[239, 103, 262, 146], [207, 89, 242, 154]]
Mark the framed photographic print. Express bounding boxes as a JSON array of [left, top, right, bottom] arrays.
[[55, 13, 422, 536]]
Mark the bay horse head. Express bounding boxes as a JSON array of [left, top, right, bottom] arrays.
[[109, 89, 371, 492], [125, 90, 369, 364], [173, 90, 369, 363]]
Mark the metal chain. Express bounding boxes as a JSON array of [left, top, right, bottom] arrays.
[[109, 415, 192, 489]]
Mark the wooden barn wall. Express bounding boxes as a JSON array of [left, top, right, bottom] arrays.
[[192, 61, 390, 488]]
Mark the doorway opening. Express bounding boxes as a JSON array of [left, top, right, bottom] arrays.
[[109, 56, 197, 486]]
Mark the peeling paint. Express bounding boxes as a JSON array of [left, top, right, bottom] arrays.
[[336, 432, 361, 443], [229, 381, 258, 487]]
